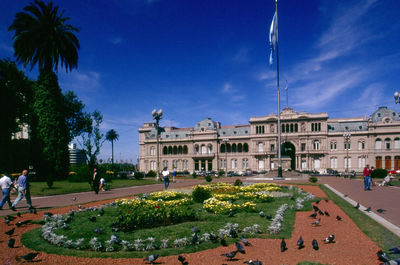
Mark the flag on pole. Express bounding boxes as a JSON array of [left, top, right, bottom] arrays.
[[269, 11, 277, 65]]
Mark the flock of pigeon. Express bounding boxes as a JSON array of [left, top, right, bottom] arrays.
[[3, 212, 39, 262]]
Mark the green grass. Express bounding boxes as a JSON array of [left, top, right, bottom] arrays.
[[21, 188, 311, 258], [21, 179, 157, 196], [320, 184, 400, 256]]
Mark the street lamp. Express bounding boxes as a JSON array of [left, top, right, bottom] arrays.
[[343, 133, 351, 177], [394, 91, 400, 104], [152, 109, 163, 181], [222, 138, 229, 177], [216, 132, 220, 177]]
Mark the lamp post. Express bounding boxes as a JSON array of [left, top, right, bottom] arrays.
[[216, 132, 220, 177], [395, 91, 400, 104], [343, 133, 351, 177], [222, 138, 229, 177], [152, 109, 163, 181]]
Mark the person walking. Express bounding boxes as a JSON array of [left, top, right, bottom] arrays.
[[11, 170, 33, 211], [362, 165, 371, 191], [162, 167, 170, 189], [0, 173, 14, 210], [92, 168, 100, 194], [172, 168, 177, 183]]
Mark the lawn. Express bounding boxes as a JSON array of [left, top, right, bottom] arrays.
[[21, 178, 157, 196], [21, 183, 314, 258]]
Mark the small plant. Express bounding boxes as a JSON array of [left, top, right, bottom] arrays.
[[192, 172, 197, 178], [134, 172, 145, 180], [371, 168, 387, 179], [205, 175, 212, 182], [192, 185, 211, 203], [234, 179, 243, 186], [146, 170, 156, 178], [309, 176, 318, 183]]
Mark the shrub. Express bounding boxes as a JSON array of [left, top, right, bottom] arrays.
[[192, 185, 212, 203], [146, 170, 156, 178], [372, 168, 387, 179], [183, 170, 189, 175], [192, 172, 197, 178], [68, 164, 91, 182], [309, 176, 318, 183], [134, 172, 145, 179], [205, 175, 212, 182], [234, 179, 243, 186]]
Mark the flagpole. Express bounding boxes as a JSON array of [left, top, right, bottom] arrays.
[[276, 0, 283, 178]]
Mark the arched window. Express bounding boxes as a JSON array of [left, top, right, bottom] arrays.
[[394, 138, 400, 149], [375, 139, 382, 149], [385, 138, 391, 150], [232, 143, 237, 153], [330, 157, 337, 169], [256, 126, 259, 134], [313, 140, 320, 150], [173, 146, 178, 154], [150, 146, 156, 156], [286, 124, 289, 132], [226, 143, 231, 152], [238, 143, 243, 152], [358, 141, 365, 150], [295, 124, 298, 132], [183, 145, 188, 154], [163, 146, 168, 155], [194, 144, 199, 154], [282, 124, 285, 133], [231, 159, 237, 169], [258, 142, 264, 152], [207, 144, 212, 154], [330, 141, 337, 151], [168, 146, 172, 154], [178, 146, 183, 154], [220, 144, 225, 153], [201, 144, 206, 154], [243, 143, 249, 152], [290, 124, 294, 133]]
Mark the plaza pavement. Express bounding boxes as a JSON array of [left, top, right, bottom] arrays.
[[1, 173, 399, 238]]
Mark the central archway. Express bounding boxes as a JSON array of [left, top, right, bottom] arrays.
[[281, 142, 296, 170]]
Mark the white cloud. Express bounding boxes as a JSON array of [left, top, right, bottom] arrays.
[[60, 70, 101, 92], [233, 47, 251, 63]]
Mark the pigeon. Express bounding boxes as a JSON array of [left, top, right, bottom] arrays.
[[230, 228, 238, 238], [235, 242, 246, 254], [315, 199, 321, 204], [344, 194, 348, 197], [144, 254, 159, 264], [8, 238, 15, 248], [6, 215, 16, 220], [15, 221, 23, 227], [240, 234, 251, 246], [355, 202, 360, 209], [221, 251, 238, 260], [297, 236, 304, 249], [62, 223, 69, 230], [281, 238, 287, 252], [78, 204, 82, 209], [178, 255, 187, 265], [309, 212, 317, 219], [312, 205, 319, 212], [16, 219, 31, 227], [221, 237, 228, 246], [312, 218, 321, 226], [324, 234, 335, 243], [324, 211, 330, 216], [389, 246, 400, 254], [381, 259, 400, 265], [259, 211, 265, 217], [43, 212, 53, 217], [17, 252, 39, 262], [99, 208, 105, 216], [72, 197, 77, 201], [377, 208, 386, 213], [244, 260, 263, 265], [377, 250, 391, 262], [111, 234, 120, 244], [312, 239, 319, 250], [325, 199, 329, 203], [365, 207, 371, 212], [318, 209, 324, 216], [266, 214, 272, 220], [5, 228, 15, 236], [191, 226, 200, 233], [17, 212, 21, 217], [89, 216, 96, 222], [336, 215, 342, 221], [93, 228, 103, 234], [5, 218, 10, 225]]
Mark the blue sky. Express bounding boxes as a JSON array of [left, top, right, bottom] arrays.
[[1, 0, 400, 163]]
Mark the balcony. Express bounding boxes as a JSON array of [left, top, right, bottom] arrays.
[[192, 153, 215, 159]]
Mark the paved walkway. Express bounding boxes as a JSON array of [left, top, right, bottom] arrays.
[[1, 173, 399, 238]]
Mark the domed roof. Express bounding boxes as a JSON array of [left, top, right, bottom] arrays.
[[194, 118, 218, 131], [370, 106, 400, 123]]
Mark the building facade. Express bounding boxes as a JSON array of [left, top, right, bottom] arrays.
[[138, 107, 400, 174]]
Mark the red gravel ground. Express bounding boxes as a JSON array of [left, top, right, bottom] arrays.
[[0, 186, 382, 265]]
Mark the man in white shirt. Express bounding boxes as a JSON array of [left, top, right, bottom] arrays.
[[162, 167, 170, 189], [0, 173, 13, 210]]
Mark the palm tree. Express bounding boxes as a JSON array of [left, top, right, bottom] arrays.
[[8, 0, 80, 73], [105, 129, 119, 167]]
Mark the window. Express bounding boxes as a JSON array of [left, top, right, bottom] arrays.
[[270, 144, 275, 152], [232, 143, 237, 153], [344, 142, 351, 150], [163, 146, 168, 155], [150, 161, 156, 170], [201, 145, 207, 154], [282, 124, 285, 133], [195, 145, 199, 154], [258, 142, 264, 152], [314, 158, 320, 169], [330, 157, 337, 169], [375, 139, 382, 149], [208, 144, 212, 154], [395, 138, 400, 149], [231, 159, 237, 169], [242, 159, 249, 169], [344, 157, 352, 169], [150, 147, 156, 156], [358, 141, 365, 150], [301, 143, 306, 151], [258, 159, 264, 170], [162, 160, 168, 168], [358, 156, 366, 168], [183, 145, 188, 154], [238, 143, 243, 152], [290, 124, 294, 133], [243, 143, 249, 152], [295, 124, 298, 132], [313, 140, 320, 150], [172, 160, 177, 168], [385, 138, 391, 150], [183, 160, 188, 170], [221, 159, 226, 169], [330, 141, 337, 151]]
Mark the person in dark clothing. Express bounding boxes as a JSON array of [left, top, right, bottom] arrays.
[[92, 168, 100, 194]]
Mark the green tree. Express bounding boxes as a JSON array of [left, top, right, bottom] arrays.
[[9, 0, 80, 187], [63, 91, 91, 143], [0, 59, 33, 172], [8, 0, 79, 73], [105, 129, 119, 167], [79, 111, 104, 170], [33, 72, 69, 187]]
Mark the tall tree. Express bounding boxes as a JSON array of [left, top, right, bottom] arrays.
[[9, 0, 80, 187], [79, 111, 104, 170], [105, 129, 119, 167], [8, 0, 80, 73]]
